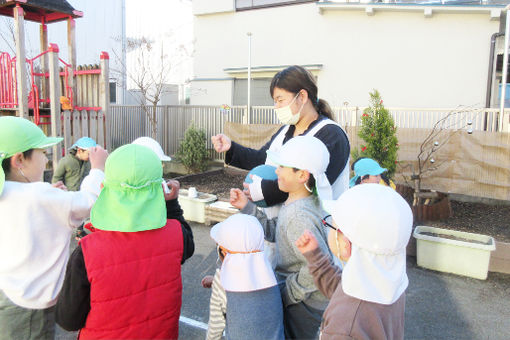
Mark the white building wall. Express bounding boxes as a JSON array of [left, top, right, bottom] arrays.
[[192, 2, 500, 108], [0, 0, 125, 102], [192, 0, 235, 16], [0, 0, 123, 67], [190, 79, 233, 105]]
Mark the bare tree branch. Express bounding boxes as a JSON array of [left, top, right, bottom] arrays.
[[399, 106, 480, 206]]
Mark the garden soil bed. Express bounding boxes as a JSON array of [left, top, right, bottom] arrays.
[[171, 168, 510, 243]]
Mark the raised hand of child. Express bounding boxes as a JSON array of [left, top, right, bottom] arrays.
[[295, 230, 319, 254], [230, 188, 248, 210], [163, 179, 180, 200], [242, 174, 262, 202], [52, 181, 68, 191], [211, 134, 232, 153], [201, 275, 214, 288], [89, 146, 108, 172]]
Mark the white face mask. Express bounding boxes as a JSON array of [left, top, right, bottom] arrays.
[[274, 92, 304, 125]]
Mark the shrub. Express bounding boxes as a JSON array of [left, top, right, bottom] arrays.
[[176, 123, 209, 174], [353, 90, 399, 177]]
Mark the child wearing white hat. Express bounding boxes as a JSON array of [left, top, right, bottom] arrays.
[[295, 184, 412, 340], [132, 136, 171, 161], [132, 136, 194, 262], [209, 214, 284, 340], [230, 135, 334, 339]]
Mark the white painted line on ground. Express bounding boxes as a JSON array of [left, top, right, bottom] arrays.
[[179, 316, 209, 331]]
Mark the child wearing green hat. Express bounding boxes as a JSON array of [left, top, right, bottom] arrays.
[[0, 117, 108, 340], [55, 144, 194, 339]]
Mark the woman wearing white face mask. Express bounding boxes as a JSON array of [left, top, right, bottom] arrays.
[[211, 65, 350, 211]]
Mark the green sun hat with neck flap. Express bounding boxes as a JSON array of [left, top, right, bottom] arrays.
[[91, 144, 166, 232], [0, 116, 63, 194]]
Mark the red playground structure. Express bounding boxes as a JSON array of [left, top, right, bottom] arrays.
[[0, 0, 110, 165]]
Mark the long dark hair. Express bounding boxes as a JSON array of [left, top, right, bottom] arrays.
[[270, 65, 334, 121]]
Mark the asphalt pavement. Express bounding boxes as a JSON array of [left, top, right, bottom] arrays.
[[179, 223, 510, 340], [57, 222, 510, 340]]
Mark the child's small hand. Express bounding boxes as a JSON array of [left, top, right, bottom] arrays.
[[230, 188, 248, 210], [163, 179, 180, 200], [295, 230, 319, 254], [242, 174, 262, 202], [89, 146, 108, 172], [201, 275, 214, 288], [52, 181, 68, 191]]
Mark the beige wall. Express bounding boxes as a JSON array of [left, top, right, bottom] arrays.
[[192, 2, 501, 108]]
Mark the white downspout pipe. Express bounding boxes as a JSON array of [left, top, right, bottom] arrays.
[[246, 32, 252, 124], [499, 5, 510, 131]]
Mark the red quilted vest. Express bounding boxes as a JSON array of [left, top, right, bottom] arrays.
[[79, 220, 183, 339]]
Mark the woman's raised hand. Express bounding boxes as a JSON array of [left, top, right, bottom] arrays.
[[211, 134, 232, 153]]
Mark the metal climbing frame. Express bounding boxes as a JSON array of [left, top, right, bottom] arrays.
[[0, 48, 74, 125]]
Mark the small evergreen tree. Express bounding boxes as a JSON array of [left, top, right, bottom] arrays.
[[176, 123, 209, 174], [354, 90, 399, 177]]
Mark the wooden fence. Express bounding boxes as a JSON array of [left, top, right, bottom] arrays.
[[107, 105, 510, 200], [108, 105, 510, 155], [62, 110, 106, 151]]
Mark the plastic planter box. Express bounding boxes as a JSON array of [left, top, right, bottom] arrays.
[[413, 226, 496, 280], [178, 189, 217, 223]]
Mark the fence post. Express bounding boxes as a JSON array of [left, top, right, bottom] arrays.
[[81, 110, 89, 137], [39, 23, 49, 106], [97, 110, 105, 150], [67, 18, 77, 107], [351, 107, 358, 126], [72, 110, 80, 144], [48, 43, 62, 166], [243, 105, 249, 124], [99, 52, 110, 148], [13, 5, 28, 118], [502, 109, 510, 132], [63, 110, 72, 151]]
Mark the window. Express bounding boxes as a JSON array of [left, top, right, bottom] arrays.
[[109, 82, 117, 104], [233, 78, 273, 106], [236, 0, 316, 10]]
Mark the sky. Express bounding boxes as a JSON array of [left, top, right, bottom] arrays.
[[125, 0, 193, 84], [0, 0, 194, 86]]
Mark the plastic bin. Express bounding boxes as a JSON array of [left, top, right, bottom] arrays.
[[178, 189, 217, 223], [413, 226, 496, 280]]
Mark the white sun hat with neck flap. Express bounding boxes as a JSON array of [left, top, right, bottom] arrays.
[[266, 135, 332, 200], [210, 214, 277, 292], [132, 137, 171, 161], [322, 183, 413, 305]]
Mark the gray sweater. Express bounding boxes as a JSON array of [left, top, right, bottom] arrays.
[[242, 195, 332, 310]]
